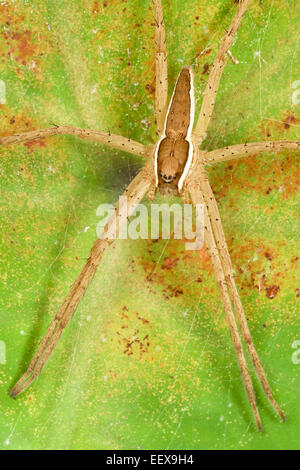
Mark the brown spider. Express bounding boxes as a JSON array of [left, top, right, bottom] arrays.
[[1, 0, 299, 431]]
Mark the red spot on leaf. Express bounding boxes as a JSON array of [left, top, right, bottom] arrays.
[[10, 30, 38, 64], [266, 285, 280, 299], [24, 139, 46, 152], [162, 257, 178, 270]]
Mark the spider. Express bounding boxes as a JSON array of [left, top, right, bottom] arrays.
[[1, 0, 299, 431]]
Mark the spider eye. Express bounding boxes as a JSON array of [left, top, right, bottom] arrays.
[[161, 174, 175, 183]]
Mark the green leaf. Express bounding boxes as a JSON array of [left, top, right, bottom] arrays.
[[0, 0, 299, 450]]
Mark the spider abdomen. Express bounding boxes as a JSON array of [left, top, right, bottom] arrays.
[[165, 68, 193, 139]]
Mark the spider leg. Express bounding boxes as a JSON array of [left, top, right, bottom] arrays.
[[204, 140, 300, 165], [189, 179, 262, 431], [11, 161, 152, 397], [154, 0, 168, 135], [0, 125, 151, 158], [192, 0, 251, 146], [198, 165, 286, 421]]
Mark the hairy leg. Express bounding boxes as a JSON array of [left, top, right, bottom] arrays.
[[0, 125, 151, 158], [154, 0, 168, 135], [204, 140, 300, 165], [11, 161, 152, 397], [198, 164, 285, 421], [192, 0, 252, 146], [189, 178, 262, 431]]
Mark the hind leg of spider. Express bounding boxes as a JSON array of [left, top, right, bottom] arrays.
[[198, 166, 286, 422], [189, 182, 262, 431], [11, 162, 152, 397]]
